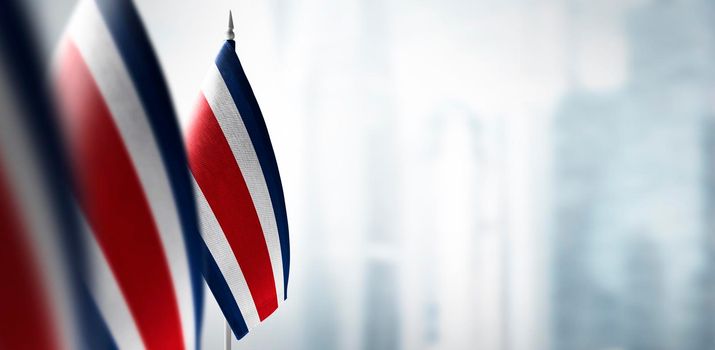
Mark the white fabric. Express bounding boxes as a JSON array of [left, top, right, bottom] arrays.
[[66, 0, 195, 347], [202, 65, 285, 304], [192, 175, 262, 328]]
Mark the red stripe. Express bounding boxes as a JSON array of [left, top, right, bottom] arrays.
[[0, 158, 60, 350], [187, 94, 278, 320], [55, 40, 184, 349]]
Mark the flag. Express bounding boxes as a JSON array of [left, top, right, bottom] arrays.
[[0, 1, 84, 348], [53, 0, 204, 348], [185, 20, 290, 340]]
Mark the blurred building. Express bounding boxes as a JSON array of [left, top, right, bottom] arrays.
[[359, 0, 401, 348], [551, 0, 715, 349]]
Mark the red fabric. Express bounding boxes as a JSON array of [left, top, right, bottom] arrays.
[[0, 159, 59, 350], [55, 40, 184, 350], [187, 94, 278, 320]]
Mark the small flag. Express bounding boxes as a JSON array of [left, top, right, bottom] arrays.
[[185, 12, 290, 340], [0, 1, 83, 349], [53, 0, 204, 348]]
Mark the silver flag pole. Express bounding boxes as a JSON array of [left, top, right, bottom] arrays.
[[224, 320, 232, 350], [227, 10, 235, 41], [223, 11, 235, 350]]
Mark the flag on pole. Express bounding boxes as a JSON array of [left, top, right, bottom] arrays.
[[185, 12, 290, 340], [0, 1, 84, 349], [53, 0, 204, 348]]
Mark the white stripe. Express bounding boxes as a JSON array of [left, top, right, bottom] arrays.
[[81, 215, 145, 349], [192, 176, 262, 328], [66, 1, 195, 347], [202, 65, 285, 303], [0, 53, 80, 350]]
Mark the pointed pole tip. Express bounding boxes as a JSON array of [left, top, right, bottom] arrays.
[[227, 10, 235, 41]]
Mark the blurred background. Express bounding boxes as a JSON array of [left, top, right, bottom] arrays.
[[24, 0, 715, 348]]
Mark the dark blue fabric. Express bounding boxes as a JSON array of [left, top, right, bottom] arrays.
[[92, 0, 205, 340], [0, 1, 83, 277], [78, 286, 119, 350], [215, 40, 291, 300], [203, 243, 250, 340], [0, 1, 94, 348]]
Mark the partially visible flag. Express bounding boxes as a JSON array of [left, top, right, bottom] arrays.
[[0, 1, 83, 348], [185, 13, 290, 340], [53, 0, 204, 348]]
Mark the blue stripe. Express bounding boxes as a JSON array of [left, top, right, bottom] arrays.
[[0, 0, 84, 281], [215, 41, 291, 300], [0, 1, 92, 347], [91, 0, 205, 341], [203, 244, 250, 340], [78, 285, 118, 350]]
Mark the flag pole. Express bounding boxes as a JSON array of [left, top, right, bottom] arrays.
[[227, 10, 235, 41], [223, 11, 235, 350], [224, 320, 232, 350]]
